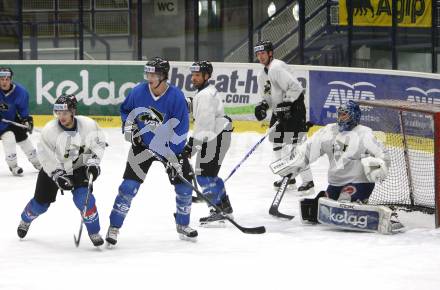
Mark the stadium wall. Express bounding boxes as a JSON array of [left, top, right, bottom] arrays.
[[1, 60, 440, 133]]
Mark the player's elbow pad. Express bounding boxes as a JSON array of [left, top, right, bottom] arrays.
[[361, 156, 388, 182]]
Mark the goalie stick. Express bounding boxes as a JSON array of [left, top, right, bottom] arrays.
[[74, 172, 94, 247], [269, 173, 295, 220], [144, 147, 266, 234]]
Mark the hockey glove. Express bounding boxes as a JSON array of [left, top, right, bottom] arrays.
[[85, 158, 100, 181], [124, 122, 143, 147], [51, 169, 74, 191], [165, 154, 184, 181], [274, 102, 293, 123], [181, 137, 194, 159], [361, 157, 388, 183], [254, 100, 269, 121], [20, 116, 34, 134]]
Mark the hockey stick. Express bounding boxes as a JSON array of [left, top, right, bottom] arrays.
[[143, 148, 266, 234], [269, 173, 295, 220], [74, 172, 94, 247], [189, 165, 203, 203], [2, 118, 29, 129], [1, 118, 41, 133], [224, 121, 279, 183]]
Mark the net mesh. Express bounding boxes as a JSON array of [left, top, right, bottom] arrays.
[[358, 100, 437, 211]]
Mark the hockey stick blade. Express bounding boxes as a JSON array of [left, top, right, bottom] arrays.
[[226, 217, 266, 234], [268, 174, 295, 220], [269, 207, 295, 220], [74, 226, 83, 247]]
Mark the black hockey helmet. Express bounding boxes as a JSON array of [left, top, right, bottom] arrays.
[[54, 94, 78, 113], [144, 57, 170, 80], [0, 67, 13, 78], [254, 40, 274, 54], [190, 60, 213, 76]]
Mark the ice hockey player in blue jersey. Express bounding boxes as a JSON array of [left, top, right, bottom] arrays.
[[17, 94, 107, 247], [106, 57, 196, 245], [0, 67, 41, 175], [183, 60, 234, 227]]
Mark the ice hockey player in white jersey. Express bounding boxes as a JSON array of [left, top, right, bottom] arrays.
[[253, 40, 314, 194], [271, 100, 404, 234], [183, 60, 234, 227], [17, 94, 107, 246]]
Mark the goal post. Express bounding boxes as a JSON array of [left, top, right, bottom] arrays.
[[356, 99, 440, 228]]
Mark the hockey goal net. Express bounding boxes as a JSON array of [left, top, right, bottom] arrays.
[[357, 99, 440, 227]]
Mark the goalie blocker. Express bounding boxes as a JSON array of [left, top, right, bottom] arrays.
[[300, 192, 399, 234]]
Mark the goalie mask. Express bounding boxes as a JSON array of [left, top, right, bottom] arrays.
[[337, 100, 361, 132]]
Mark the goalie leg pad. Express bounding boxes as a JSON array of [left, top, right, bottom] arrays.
[[299, 191, 326, 223], [317, 198, 396, 234]]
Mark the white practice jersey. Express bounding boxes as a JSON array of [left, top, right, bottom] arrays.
[[38, 116, 106, 176], [192, 84, 229, 142], [298, 123, 389, 186], [257, 59, 304, 109]]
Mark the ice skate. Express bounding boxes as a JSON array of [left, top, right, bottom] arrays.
[[9, 166, 23, 176], [390, 213, 405, 233], [89, 233, 104, 247], [17, 220, 30, 239], [176, 224, 198, 242], [273, 177, 296, 190], [297, 181, 315, 196], [105, 226, 120, 246], [199, 209, 233, 228]]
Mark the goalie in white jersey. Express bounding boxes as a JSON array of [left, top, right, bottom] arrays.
[[271, 100, 404, 234], [17, 94, 107, 246], [183, 60, 234, 227], [253, 40, 314, 193]]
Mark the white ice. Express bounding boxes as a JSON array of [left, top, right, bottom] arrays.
[[1, 128, 440, 290]]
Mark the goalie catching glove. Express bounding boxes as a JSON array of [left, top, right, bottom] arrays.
[[361, 156, 388, 182]]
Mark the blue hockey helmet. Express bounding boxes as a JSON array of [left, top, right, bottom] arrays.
[[337, 100, 361, 132]]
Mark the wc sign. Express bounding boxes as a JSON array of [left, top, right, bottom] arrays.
[[154, 0, 178, 15]]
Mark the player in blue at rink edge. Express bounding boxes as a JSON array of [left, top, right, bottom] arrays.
[[0, 67, 41, 175], [17, 94, 107, 246], [106, 57, 196, 246]]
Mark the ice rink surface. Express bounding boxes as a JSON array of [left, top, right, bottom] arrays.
[[1, 128, 440, 290]]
